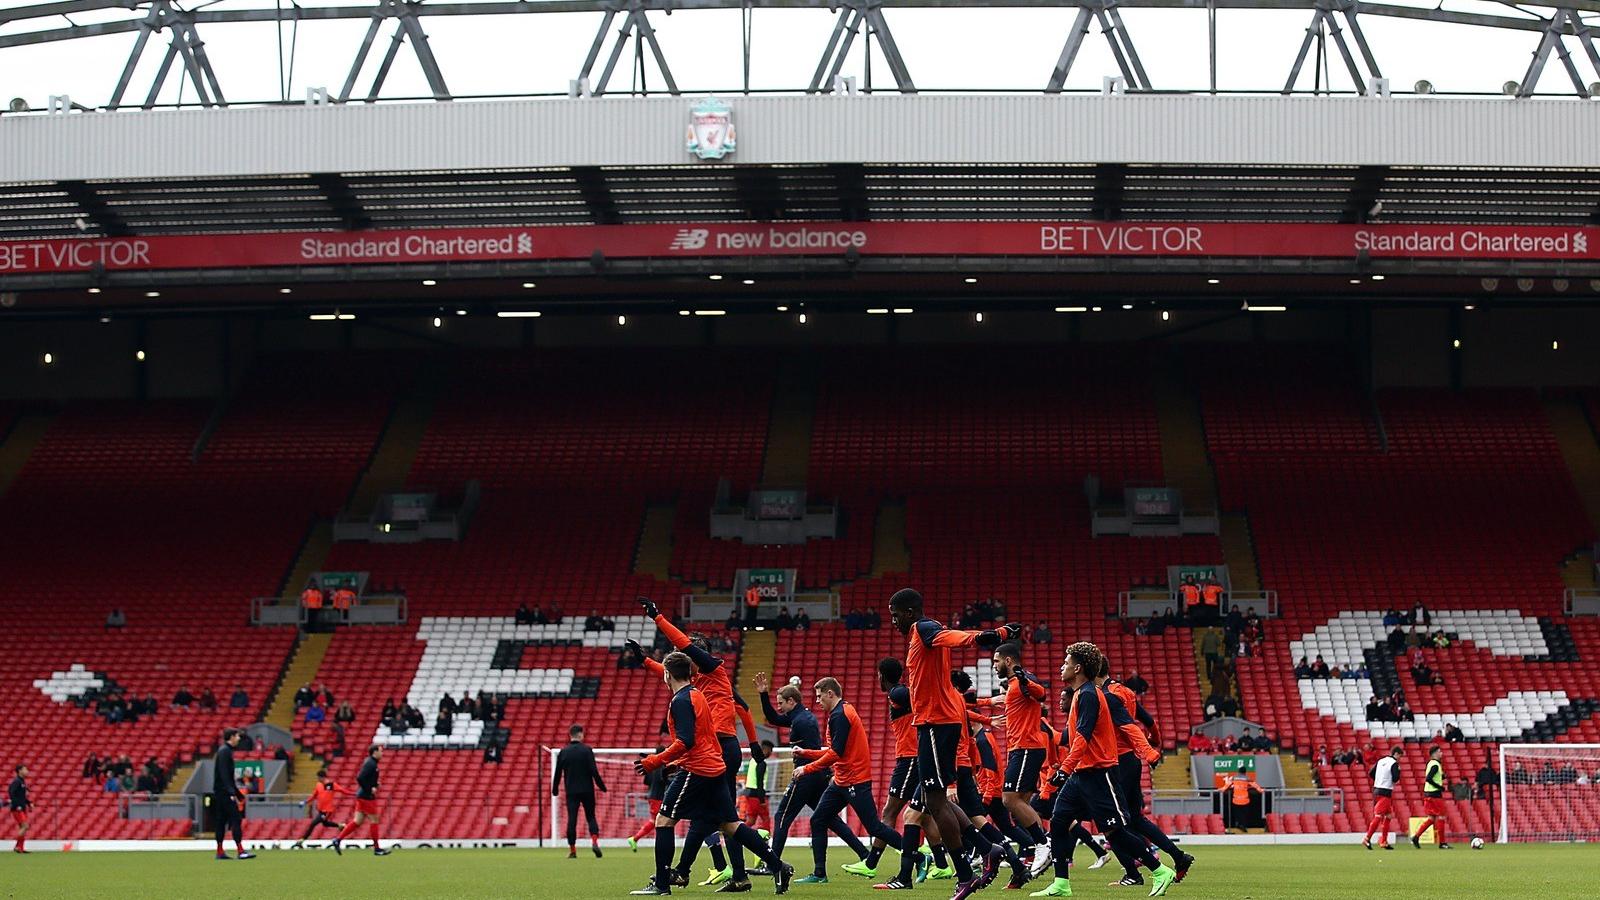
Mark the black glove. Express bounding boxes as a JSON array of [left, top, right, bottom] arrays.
[[637, 596, 660, 619], [1048, 769, 1067, 787], [998, 623, 1024, 643], [1013, 668, 1030, 687], [749, 742, 762, 760], [1149, 755, 1163, 770], [633, 759, 647, 776], [624, 639, 644, 657], [975, 631, 1003, 651]]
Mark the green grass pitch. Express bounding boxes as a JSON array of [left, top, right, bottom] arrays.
[[1, 844, 1596, 899]]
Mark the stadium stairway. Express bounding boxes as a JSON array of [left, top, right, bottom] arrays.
[[1152, 364, 1218, 510], [0, 410, 53, 497], [1545, 396, 1600, 532], [1220, 514, 1263, 593], [734, 629, 777, 740], [868, 500, 910, 579], [1151, 748, 1193, 791], [262, 632, 335, 794], [278, 521, 334, 602], [1276, 751, 1317, 791], [759, 361, 816, 487], [345, 364, 442, 518], [634, 504, 676, 582]]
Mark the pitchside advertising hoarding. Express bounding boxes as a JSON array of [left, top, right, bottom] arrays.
[[1, 221, 1597, 275]]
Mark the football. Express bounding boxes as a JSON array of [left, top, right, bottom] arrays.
[[1471, 837, 1487, 849]]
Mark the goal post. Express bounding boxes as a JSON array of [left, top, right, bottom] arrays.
[[547, 745, 798, 847], [1497, 744, 1600, 844]]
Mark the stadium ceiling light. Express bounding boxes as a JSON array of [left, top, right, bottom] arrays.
[[1553, 340, 1560, 350], [279, 287, 293, 294], [135, 350, 145, 361], [421, 279, 437, 286], [742, 279, 756, 285], [798, 313, 808, 324], [693, 310, 727, 316], [432, 317, 442, 328], [1247, 304, 1288, 312], [1206, 278, 1220, 285], [892, 308, 913, 314], [1464, 304, 1476, 311], [1161, 310, 1170, 321], [1349, 279, 1362, 285], [617, 314, 627, 325], [964, 277, 978, 284], [867, 308, 889, 314], [1121, 303, 1134, 310], [522, 282, 536, 289], [1370, 274, 1386, 281], [496, 311, 542, 318], [1054, 307, 1088, 313], [708, 274, 724, 281], [1452, 338, 1462, 348], [1091, 306, 1103, 312], [775, 305, 789, 312], [308, 314, 337, 321], [455, 309, 467, 316], [144, 291, 160, 298], [98, 315, 111, 324], [678, 310, 691, 316], [336, 313, 355, 321], [974, 312, 984, 323], [86, 287, 101, 294], [42, 352, 53, 365]]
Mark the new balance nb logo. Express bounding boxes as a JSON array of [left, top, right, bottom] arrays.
[[669, 229, 710, 250]]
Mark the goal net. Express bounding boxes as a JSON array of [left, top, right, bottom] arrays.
[[1498, 744, 1600, 843], [548, 746, 800, 847]]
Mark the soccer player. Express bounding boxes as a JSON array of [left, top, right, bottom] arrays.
[[629, 652, 792, 897], [1363, 746, 1403, 851], [978, 642, 1054, 872], [790, 677, 905, 883], [332, 744, 390, 856], [887, 587, 1018, 900], [555, 723, 609, 859], [9, 764, 31, 854], [740, 741, 775, 834], [950, 674, 1030, 890], [212, 729, 255, 861], [867, 657, 937, 891], [750, 670, 869, 876], [1029, 721, 1113, 876], [1411, 745, 1451, 849], [292, 769, 351, 848], [1099, 663, 1193, 886], [634, 597, 762, 888], [629, 743, 670, 852], [1029, 642, 1176, 898]]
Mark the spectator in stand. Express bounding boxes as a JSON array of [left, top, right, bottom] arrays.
[[483, 741, 503, 764], [300, 585, 324, 611], [1365, 696, 1385, 721], [1031, 621, 1053, 645], [774, 606, 793, 630], [1202, 576, 1226, 621], [317, 684, 334, 708], [530, 605, 549, 625], [843, 608, 862, 630], [1124, 669, 1149, 695], [865, 609, 880, 629], [1387, 625, 1407, 655], [546, 605, 564, 625], [1203, 697, 1220, 721], [516, 603, 533, 625], [381, 698, 398, 725], [1201, 628, 1224, 680], [1220, 733, 1239, 753], [435, 711, 453, 736], [293, 684, 315, 710], [1218, 694, 1239, 718], [457, 694, 477, 719], [229, 685, 249, 709], [1445, 723, 1464, 743], [583, 609, 606, 632], [726, 608, 743, 632], [1382, 608, 1401, 627], [105, 608, 126, 629], [172, 686, 194, 709], [1179, 576, 1203, 623], [199, 688, 217, 712], [1316, 745, 1329, 767], [103, 774, 122, 794], [957, 604, 980, 629], [439, 693, 457, 715], [306, 702, 327, 724], [1294, 657, 1312, 679], [1235, 635, 1252, 658], [330, 721, 347, 758], [1412, 602, 1431, 627], [1223, 605, 1245, 641], [795, 608, 811, 631], [335, 702, 356, 724], [1188, 733, 1214, 754], [1245, 607, 1264, 637], [1310, 655, 1331, 679]]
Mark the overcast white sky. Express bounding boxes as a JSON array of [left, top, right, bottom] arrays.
[[0, 0, 1595, 107]]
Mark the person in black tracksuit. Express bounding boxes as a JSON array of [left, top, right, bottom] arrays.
[[212, 729, 254, 861], [333, 744, 390, 855], [554, 724, 608, 858]]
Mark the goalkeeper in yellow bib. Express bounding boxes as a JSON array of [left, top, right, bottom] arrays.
[[1410, 746, 1452, 850]]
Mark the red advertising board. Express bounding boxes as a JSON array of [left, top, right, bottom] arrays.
[[1, 221, 1595, 276]]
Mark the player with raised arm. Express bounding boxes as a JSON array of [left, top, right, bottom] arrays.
[[630, 596, 762, 889], [1098, 662, 1193, 887], [292, 769, 352, 849], [332, 744, 390, 856], [628, 652, 792, 897], [1411, 745, 1452, 849], [749, 670, 869, 876], [790, 677, 907, 883], [9, 764, 32, 854], [888, 587, 1017, 900], [979, 643, 1053, 872], [1028, 642, 1175, 898], [1363, 746, 1403, 851]]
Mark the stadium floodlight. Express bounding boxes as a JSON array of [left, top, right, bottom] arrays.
[[708, 274, 723, 281], [144, 291, 160, 298], [496, 311, 542, 318], [1370, 275, 1386, 281], [1160, 310, 1170, 321], [309, 314, 337, 321], [42, 352, 52, 365], [522, 282, 536, 289], [1206, 278, 1220, 285], [1499, 744, 1600, 843], [432, 317, 442, 328], [1414, 80, 1434, 95], [1244, 303, 1287, 312], [964, 277, 978, 284], [867, 308, 889, 314], [678, 310, 691, 316], [742, 279, 755, 285], [1054, 307, 1088, 313], [892, 308, 913, 314], [455, 309, 467, 316], [775, 306, 788, 312], [279, 287, 292, 294], [98, 315, 110, 324], [421, 279, 437, 286], [337, 314, 355, 321], [1349, 279, 1361, 284], [1121, 303, 1134, 310], [617, 315, 627, 325], [1453, 338, 1462, 348], [798, 313, 808, 324], [975, 312, 984, 323], [1502, 80, 1521, 96], [693, 310, 727, 316], [135, 350, 145, 361], [87, 287, 101, 294], [1552, 340, 1560, 350]]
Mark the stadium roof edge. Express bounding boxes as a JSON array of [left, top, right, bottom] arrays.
[[3, 94, 1600, 184]]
